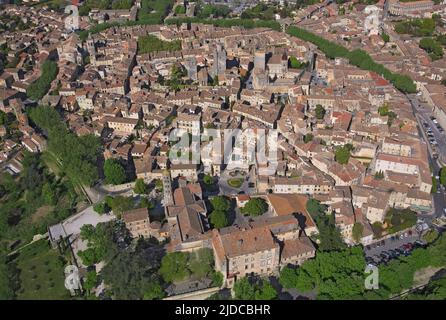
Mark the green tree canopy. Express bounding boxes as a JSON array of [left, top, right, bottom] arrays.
[[315, 105, 326, 120], [104, 159, 127, 185], [352, 223, 364, 243], [210, 196, 230, 211], [26, 60, 58, 101], [334, 144, 353, 164], [240, 198, 268, 216], [133, 178, 149, 194], [29, 106, 100, 186], [159, 252, 190, 283], [210, 210, 229, 229], [233, 277, 277, 300]]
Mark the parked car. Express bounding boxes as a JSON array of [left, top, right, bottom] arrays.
[[388, 249, 399, 258], [414, 240, 427, 248]]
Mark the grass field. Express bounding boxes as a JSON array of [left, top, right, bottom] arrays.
[[227, 178, 244, 188], [15, 239, 71, 300]]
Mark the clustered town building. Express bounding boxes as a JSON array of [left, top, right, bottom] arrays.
[[0, 1, 440, 288]]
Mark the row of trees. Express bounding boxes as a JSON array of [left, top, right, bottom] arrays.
[[26, 60, 58, 101], [28, 106, 100, 186], [279, 231, 446, 299], [197, 4, 231, 19], [79, 0, 175, 41], [287, 27, 417, 93], [165, 17, 281, 32], [79, 0, 134, 16], [279, 246, 365, 299]]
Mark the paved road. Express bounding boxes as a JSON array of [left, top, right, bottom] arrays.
[[406, 94, 446, 220], [407, 94, 446, 163], [218, 166, 257, 196]]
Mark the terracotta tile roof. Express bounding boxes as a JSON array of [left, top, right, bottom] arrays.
[[122, 208, 148, 223], [281, 236, 315, 259]]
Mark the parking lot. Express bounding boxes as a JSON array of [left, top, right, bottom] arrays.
[[364, 229, 426, 265]]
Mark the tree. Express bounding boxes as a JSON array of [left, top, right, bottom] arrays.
[[303, 133, 313, 143], [41, 182, 56, 205], [279, 266, 298, 289], [104, 159, 126, 185], [279, 246, 365, 299], [381, 33, 390, 43], [233, 277, 256, 299], [112, 0, 133, 10], [174, 5, 186, 15], [188, 248, 214, 279], [101, 238, 164, 300], [0, 252, 15, 300], [106, 196, 134, 215], [352, 223, 364, 243], [316, 214, 347, 251], [306, 198, 326, 219], [374, 170, 384, 180], [419, 37, 444, 60], [159, 252, 190, 283], [78, 247, 99, 266], [210, 196, 230, 211], [133, 178, 148, 194], [137, 35, 181, 55], [83, 270, 98, 294], [203, 174, 214, 185], [210, 210, 229, 229], [289, 56, 308, 69], [378, 103, 390, 116], [423, 229, 439, 244], [440, 167, 446, 186], [28, 106, 100, 186], [154, 179, 163, 191], [26, 60, 58, 100], [315, 104, 326, 119], [286, 26, 416, 93], [240, 198, 268, 216], [93, 202, 110, 215], [334, 144, 352, 164], [143, 280, 165, 300], [233, 277, 277, 300], [211, 271, 224, 287]]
